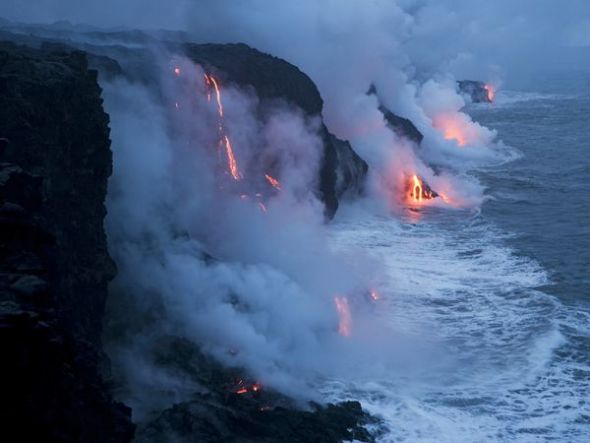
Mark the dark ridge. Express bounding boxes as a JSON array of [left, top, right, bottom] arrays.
[[367, 84, 423, 144], [184, 42, 324, 116], [380, 106, 424, 144]]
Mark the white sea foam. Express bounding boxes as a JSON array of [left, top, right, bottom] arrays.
[[323, 206, 590, 442]]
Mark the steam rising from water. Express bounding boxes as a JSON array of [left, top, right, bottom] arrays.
[[103, 57, 401, 416]]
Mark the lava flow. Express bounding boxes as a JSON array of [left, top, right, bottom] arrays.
[[484, 83, 495, 102], [264, 174, 281, 190], [406, 174, 437, 204], [203, 73, 241, 180], [334, 296, 352, 337], [223, 136, 241, 180]]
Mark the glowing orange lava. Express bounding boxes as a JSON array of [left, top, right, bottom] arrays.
[[264, 174, 282, 190], [407, 174, 436, 204], [202, 72, 242, 181], [234, 380, 262, 395], [334, 296, 352, 337], [223, 135, 241, 180], [484, 84, 495, 102], [204, 74, 224, 118]]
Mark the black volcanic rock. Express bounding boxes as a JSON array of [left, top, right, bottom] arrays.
[[458, 80, 491, 103], [380, 106, 424, 144], [367, 85, 423, 144], [0, 42, 133, 442], [134, 337, 377, 443], [185, 43, 323, 116]]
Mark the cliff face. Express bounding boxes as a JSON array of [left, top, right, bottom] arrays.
[[0, 42, 133, 442], [0, 35, 374, 441], [183, 43, 368, 216]]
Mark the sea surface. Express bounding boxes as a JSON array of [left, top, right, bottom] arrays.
[[325, 72, 590, 442]]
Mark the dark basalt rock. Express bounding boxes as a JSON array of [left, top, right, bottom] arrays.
[[135, 337, 377, 443], [0, 42, 133, 442], [457, 80, 491, 103], [331, 133, 368, 198], [367, 85, 423, 144], [380, 106, 424, 145]]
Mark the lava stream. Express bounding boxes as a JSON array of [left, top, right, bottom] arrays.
[[223, 136, 241, 180], [264, 174, 282, 190]]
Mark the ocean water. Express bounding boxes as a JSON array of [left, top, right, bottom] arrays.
[[325, 74, 590, 442]]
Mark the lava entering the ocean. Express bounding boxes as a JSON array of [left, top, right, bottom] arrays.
[[484, 84, 495, 102], [437, 117, 467, 146], [406, 174, 438, 204]]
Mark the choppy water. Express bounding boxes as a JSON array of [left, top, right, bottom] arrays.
[[325, 77, 590, 442]]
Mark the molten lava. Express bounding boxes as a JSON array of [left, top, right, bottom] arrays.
[[201, 73, 242, 181], [407, 174, 437, 204], [334, 296, 352, 337], [204, 73, 224, 118], [484, 84, 495, 102], [264, 174, 282, 190], [223, 136, 241, 180]]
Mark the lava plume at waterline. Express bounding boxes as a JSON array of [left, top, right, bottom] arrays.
[[406, 174, 437, 204], [484, 84, 496, 102]]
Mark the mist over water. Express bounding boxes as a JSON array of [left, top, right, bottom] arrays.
[[323, 77, 590, 441]]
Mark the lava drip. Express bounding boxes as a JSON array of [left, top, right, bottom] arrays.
[[406, 174, 438, 205]]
